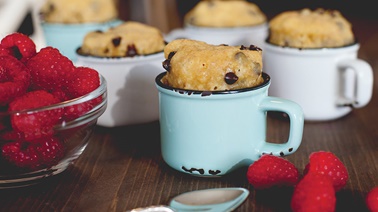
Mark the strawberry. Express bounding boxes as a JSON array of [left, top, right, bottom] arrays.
[[0, 56, 31, 106], [366, 186, 378, 212], [304, 151, 348, 191], [291, 173, 336, 212], [26, 46, 75, 92], [8, 90, 63, 141], [247, 154, 299, 189], [0, 32, 36, 63]]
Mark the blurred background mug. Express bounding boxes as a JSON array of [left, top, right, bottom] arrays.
[[263, 42, 373, 121], [155, 72, 304, 177], [165, 23, 268, 48]]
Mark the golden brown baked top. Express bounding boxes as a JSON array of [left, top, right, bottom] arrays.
[[40, 0, 118, 24], [268, 8, 355, 48], [78, 21, 166, 57], [184, 0, 266, 27], [161, 39, 264, 91]]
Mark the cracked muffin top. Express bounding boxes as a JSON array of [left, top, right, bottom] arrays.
[[40, 0, 118, 24], [184, 0, 266, 28], [268, 8, 355, 48], [161, 39, 264, 91], [78, 21, 166, 57]]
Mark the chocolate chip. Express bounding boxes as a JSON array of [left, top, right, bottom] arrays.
[[94, 30, 103, 33], [168, 51, 176, 59], [126, 44, 137, 57], [224, 72, 238, 84], [112, 37, 122, 47], [240, 45, 262, 51], [162, 59, 171, 72], [249, 45, 262, 51]]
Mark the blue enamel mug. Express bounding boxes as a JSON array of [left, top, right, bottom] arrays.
[[155, 72, 304, 177]]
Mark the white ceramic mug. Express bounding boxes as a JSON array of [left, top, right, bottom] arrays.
[[156, 72, 304, 177], [165, 23, 268, 48], [76, 52, 165, 127], [263, 42, 373, 121]]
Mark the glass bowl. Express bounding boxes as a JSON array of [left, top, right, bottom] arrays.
[[0, 75, 107, 188]]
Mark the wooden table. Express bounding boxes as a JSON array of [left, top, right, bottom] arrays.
[[1, 19, 377, 212]]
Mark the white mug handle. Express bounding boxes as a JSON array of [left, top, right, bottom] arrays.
[[337, 59, 373, 108]]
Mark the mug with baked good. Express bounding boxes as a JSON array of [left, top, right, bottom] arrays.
[[75, 21, 166, 127], [39, 0, 123, 61], [156, 39, 304, 177], [263, 8, 373, 121], [166, 0, 268, 48]]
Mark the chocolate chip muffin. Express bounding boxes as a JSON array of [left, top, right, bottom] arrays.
[[78, 21, 166, 57], [268, 8, 355, 48], [184, 0, 266, 27], [40, 0, 118, 24], [161, 39, 264, 91]]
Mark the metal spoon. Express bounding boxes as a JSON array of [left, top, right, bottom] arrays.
[[128, 187, 249, 212]]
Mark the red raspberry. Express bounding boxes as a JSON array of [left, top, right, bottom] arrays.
[[1, 136, 65, 170], [63, 66, 102, 121], [0, 56, 31, 106], [0, 44, 12, 56], [1, 140, 41, 170], [35, 136, 65, 167], [247, 154, 299, 189], [0, 33, 36, 63], [67, 67, 100, 98], [367, 186, 378, 212], [304, 151, 348, 191], [26, 46, 75, 92], [8, 90, 63, 141], [291, 173, 336, 212]]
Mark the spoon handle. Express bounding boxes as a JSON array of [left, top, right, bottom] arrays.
[[127, 205, 175, 212]]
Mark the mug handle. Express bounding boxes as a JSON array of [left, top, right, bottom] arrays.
[[337, 59, 373, 108], [258, 97, 304, 157]]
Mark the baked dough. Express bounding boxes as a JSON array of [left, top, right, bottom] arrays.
[[161, 39, 264, 91], [268, 8, 355, 48], [184, 0, 266, 27], [78, 21, 166, 57], [40, 0, 118, 23]]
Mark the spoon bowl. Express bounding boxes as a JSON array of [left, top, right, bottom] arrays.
[[128, 187, 249, 212]]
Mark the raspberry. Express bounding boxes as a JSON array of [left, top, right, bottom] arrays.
[[1, 136, 65, 170], [1, 140, 41, 170], [366, 186, 378, 212], [63, 66, 102, 121], [67, 67, 100, 98], [26, 46, 75, 92], [304, 151, 349, 191], [0, 33, 36, 63], [0, 56, 31, 106], [247, 154, 299, 189], [291, 173, 336, 212], [0, 44, 12, 56], [35, 136, 65, 167], [8, 90, 63, 141]]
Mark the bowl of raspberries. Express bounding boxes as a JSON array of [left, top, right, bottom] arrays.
[[0, 33, 107, 188]]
